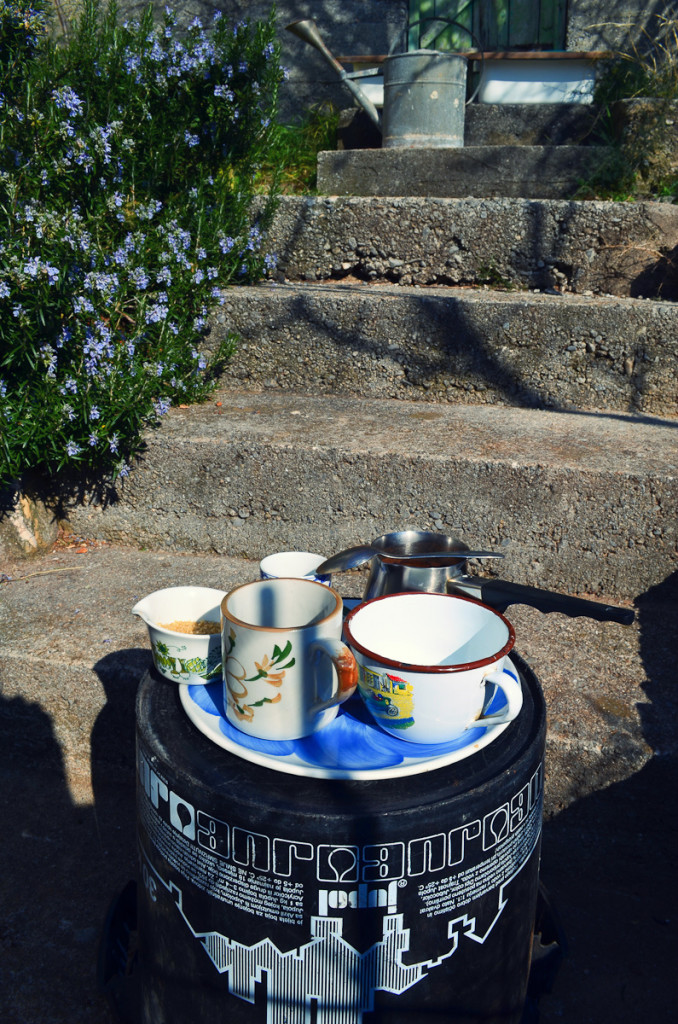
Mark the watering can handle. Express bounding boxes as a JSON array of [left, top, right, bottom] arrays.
[[407, 18, 485, 104]]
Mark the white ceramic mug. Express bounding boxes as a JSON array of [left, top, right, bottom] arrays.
[[221, 578, 357, 740], [343, 592, 522, 744], [259, 550, 331, 586]]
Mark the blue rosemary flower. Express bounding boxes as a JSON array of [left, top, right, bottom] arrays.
[[154, 398, 171, 416], [52, 87, 84, 118]]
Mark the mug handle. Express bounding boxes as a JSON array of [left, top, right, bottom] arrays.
[[308, 638, 359, 713], [475, 667, 523, 726]]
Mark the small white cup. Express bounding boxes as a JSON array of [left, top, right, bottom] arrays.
[[343, 592, 523, 744], [259, 550, 331, 586], [221, 578, 357, 740]]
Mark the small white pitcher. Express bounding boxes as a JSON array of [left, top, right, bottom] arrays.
[[132, 586, 226, 685]]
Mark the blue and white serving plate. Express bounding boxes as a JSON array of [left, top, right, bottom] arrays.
[[178, 654, 520, 781]]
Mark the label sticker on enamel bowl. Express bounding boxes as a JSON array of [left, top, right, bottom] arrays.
[[358, 666, 415, 730]]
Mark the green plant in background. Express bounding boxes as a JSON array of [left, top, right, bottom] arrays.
[[581, 13, 678, 200], [0, 0, 285, 486], [595, 14, 678, 105], [256, 102, 339, 194], [475, 261, 516, 290]]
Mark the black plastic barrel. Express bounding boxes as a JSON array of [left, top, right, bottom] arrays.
[[135, 652, 546, 1024]]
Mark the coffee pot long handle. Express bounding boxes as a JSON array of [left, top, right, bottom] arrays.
[[448, 577, 635, 625]]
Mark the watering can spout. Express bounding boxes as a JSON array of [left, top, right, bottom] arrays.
[[286, 19, 382, 130], [286, 18, 324, 49]]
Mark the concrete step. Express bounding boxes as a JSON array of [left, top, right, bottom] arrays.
[[466, 102, 601, 147], [1, 543, 672, 809], [317, 145, 615, 199], [212, 282, 678, 418], [64, 390, 678, 602], [262, 195, 678, 300]]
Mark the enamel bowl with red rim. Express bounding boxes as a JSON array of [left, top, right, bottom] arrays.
[[343, 592, 522, 744]]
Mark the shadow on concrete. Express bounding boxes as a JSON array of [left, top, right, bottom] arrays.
[[90, 647, 152, 801], [630, 241, 678, 302], [539, 755, 678, 1023], [283, 285, 556, 409], [0, 693, 122, 1024], [539, 570, 678, 1023], [0, 644, 152, 1023], [275, 282, 677, 422], [634, 570, 678, 753]]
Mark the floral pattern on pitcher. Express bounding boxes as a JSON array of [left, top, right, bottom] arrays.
[[152, 638, 222, 681], [358, 665, 415, 731], [223, 629, 296, 724]]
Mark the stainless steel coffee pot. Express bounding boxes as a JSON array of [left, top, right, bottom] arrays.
[[317, 530, 634, 625]]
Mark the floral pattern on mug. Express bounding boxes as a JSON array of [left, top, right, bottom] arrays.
[[224, 631, 296, 723]]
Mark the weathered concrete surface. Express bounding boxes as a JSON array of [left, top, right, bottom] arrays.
[[212, 282, 678, 416], [0, 541, 675, 1024], [317, 145, 614, 199], [466, 101, 601, 147], [61, 390, 678, 600], [261, 195, 678, 299]]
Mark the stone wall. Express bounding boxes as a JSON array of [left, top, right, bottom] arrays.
[[53, 1, 672, 119], [270, 0, 407, 119], [566, 0, 676, 52]]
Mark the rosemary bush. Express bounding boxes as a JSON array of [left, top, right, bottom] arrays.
[[0, 0, 284, 485]]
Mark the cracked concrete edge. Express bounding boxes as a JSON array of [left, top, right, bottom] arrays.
[[258, 195, 678, 298]]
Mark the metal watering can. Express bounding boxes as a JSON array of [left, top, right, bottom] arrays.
[[286, 19, 479, 148]]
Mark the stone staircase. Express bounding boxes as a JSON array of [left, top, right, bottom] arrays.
[[64, 164, 677, 589], [62, 108, 676, 600], [9, 97, 677, 743], [2, 101, 677, 1024], [61, 103, 677, 766]]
